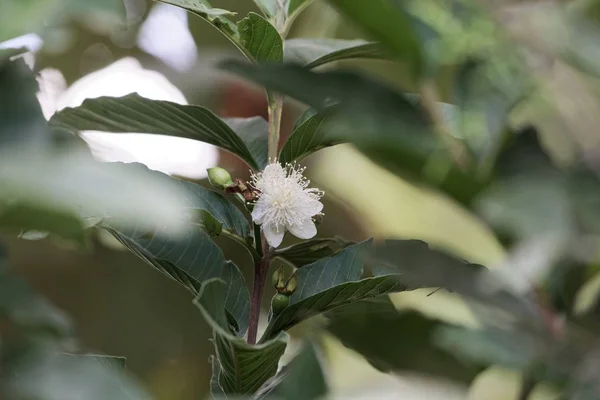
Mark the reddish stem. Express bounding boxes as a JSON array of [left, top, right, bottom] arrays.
[[247, 240, 270, 345]]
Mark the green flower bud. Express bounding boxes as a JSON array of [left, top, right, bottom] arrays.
[[272, 266, 286, 291], [271, 293, 290, 315], [283, 273, 297, 295], [207, 167, 233, 189]]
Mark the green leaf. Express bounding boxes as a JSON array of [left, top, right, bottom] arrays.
[[254, 0, 313, 20], [224, 116, 268, 170], [196, 210, 223, 238], [284, 39, 388, 69], [237, 12, 283, 63], [221, 62, 486, 204], [326, 0, 423, 77], [49, 93, 263, 170], [254, 342, 327, 400], [273, 237, 353, 267], [196, 279, 287, 395], [279, 106, 344, 164], [157, 0, 237, 33], [261, 239, 409, 341], [106, 226, 250, 335], [326, 297, 481, 383]]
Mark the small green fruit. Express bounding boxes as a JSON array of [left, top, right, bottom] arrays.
[[207, 167, 233, 189], [271, 293, 290, 315]]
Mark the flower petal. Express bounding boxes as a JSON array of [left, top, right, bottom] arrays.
[[251, 199, 269, 224], [287, 219, 317, 240], [263, 222, 285, 248]]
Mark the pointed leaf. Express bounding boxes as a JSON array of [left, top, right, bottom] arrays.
[[254, 0, 314, 21], [284, 38, 388, 69], [326, 0, 423, 77], [106, 224, 250, 335], [254, 342, 327, 400], [237, 13, 283, 63], [221, 62, 486, 205], [157, 0, 237, 33], [261, 239, 408, 341], [326, 298, 481, 382], [224, 116, 268, 170], [273, 237, 353, 267], [196, 279, 287, 395], [279, 106, 344, 164], [50, 93, 263, 170]]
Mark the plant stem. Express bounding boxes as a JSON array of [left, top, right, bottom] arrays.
[[267, 94, 284, 161], [247, 234, 270, 345]]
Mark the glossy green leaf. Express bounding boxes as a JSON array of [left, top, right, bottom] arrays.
[[326, 297, 481, 383], [224, 116, 268, 170], [221, 62, 486, 204], [238, 13, 283, 63], [273, 237, 353, 267], [196, 279, 287, 395], [261, 240, 409, 341], [106, 226, 250, 335], [254, 342, 327, 400], [50, 93, 263, 170], [279, 106, 344, 164], [326, 0, 422, 77], [284, 39, 388, 69]]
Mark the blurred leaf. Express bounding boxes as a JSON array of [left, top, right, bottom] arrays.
[[283, 39, 388, 69], [326, 0, 423, 77], [326, 297, 481, 383], [238, 13, 283, 63], [195, 279, 287, 395], [0, 246, 73, 339], [0, 0, 124, 42], [0, 59, 48, 146], [261, 240, 409, 341], [279, 106, 344, 164], [5, 351, 150, 400], [60, 353, 126, 369], [196, 209, 223, 238], [50, 93, 264, 170], [224, 116, 268, 170], [254, 342, 327, 400], [19, 230, 50, 241], [273, 237, 353, 267], [221, 62, 486, 204], [0, 203, 85, 244], [106, 226, 250, 335], [0, 47, 27, 64]]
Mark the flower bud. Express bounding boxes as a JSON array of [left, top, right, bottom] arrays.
[[283, 273, 297, 295], [272, 266, 286, 291], [271, 293, 290, 315], [207, 167, 233, 189]]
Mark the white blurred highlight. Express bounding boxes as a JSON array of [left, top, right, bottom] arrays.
[[38, 57, 217, 179], [137, 3, 198, 72]]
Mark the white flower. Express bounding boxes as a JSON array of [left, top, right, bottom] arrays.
[[251, 162, 324, 248]]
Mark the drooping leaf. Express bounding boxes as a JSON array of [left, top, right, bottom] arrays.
[[254, 342, 327, 400], [157, 0, 237, 34], [261, 239, 410, 341], [284, 39, 388, 69], [279, 106, 344, 164], [326, 297, 482, 383], [106, 226, 250, 335], [50, 93, 263, 170], [237, 13, 283, 63], [196, 279, 287, 395], [273, 237, 353, 267], [224, 116, 269, 170], [221, 62, 486, 204], [326, 0, 423, 77]]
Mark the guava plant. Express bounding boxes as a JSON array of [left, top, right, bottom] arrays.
[[4, 0, 600, 399]]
